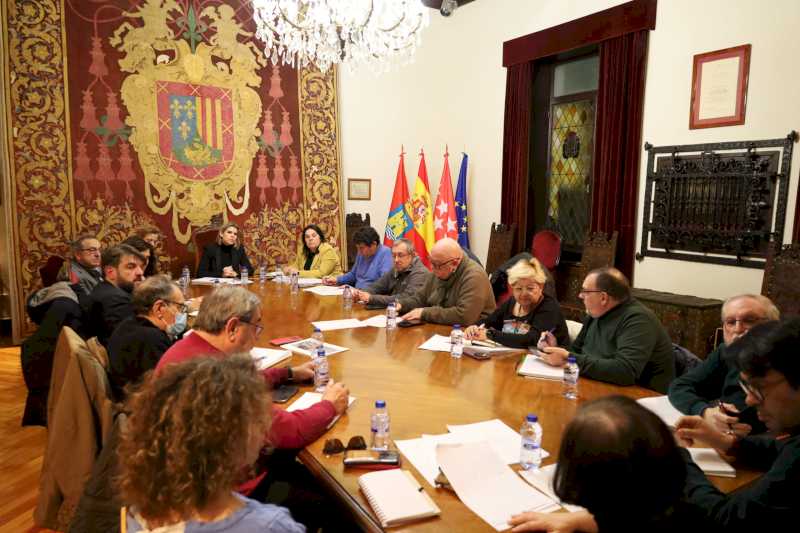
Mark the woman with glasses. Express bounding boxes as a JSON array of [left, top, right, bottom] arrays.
[[197, 222, 254, 278], [284, 224, 343, 279], [107, 275, 187, 401], [465, 258, 568, 348]]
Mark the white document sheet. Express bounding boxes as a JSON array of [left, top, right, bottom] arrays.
[[517, 354, 564, 380], [250, 347, 292, 370], [396, 432, 481, 487], [311, 318, 365, 331], [361, 314, 388, 328], [446, 419, 549, 465], [636, 395, 684, 428], [436, 441, 560, 531], [191, 277, 253, 285], [518, 464, 586, 513], [304, 285, 344, 296], [286, 392, 356, 429], [418, 334, 453, 352], [688, 448, 736, 477]]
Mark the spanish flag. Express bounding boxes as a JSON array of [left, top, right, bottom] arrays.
[[406, 149, 435, 267]]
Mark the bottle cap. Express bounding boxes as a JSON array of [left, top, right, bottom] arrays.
[[375, 400, 386, 408], [526, 414, 538, 423], [453, 324, 461, 329], [567, 356, 577, 363], [317, 346, 326, 356], [314, 327, 321, 332]]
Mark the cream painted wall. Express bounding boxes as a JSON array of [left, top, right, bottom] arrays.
[[339, 0, 800, 301]]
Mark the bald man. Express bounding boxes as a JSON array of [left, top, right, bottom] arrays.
[[397, 238, 495, 326]]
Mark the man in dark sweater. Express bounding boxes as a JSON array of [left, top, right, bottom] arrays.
[[676, 318, 800, 532], [669, 294, 779, 437], [539, 267, 674, 393], [352, 238, 431, 308], [85, 244, 145, 345]]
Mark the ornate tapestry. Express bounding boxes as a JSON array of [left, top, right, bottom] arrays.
[[3, 0, 343, 333]]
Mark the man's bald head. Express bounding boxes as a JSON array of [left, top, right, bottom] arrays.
[[429, 238, 463, 280]]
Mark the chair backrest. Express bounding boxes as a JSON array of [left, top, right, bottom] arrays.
[[580, 230, 619, 277], [531, 230, 562, 271], [761, 242, 800, 317], [345, 212, 371, 269], [485, 222, 516, 275], [39, 256, 65, 288], [191, 224, 221, 273]]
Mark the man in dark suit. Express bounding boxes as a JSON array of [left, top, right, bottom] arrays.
[[85, 244, 145, 345]]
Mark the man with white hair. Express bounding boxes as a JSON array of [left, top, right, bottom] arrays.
[[669, 294, 779, 436], [397, 238, 495, 325], [352, 238, 431, 308]]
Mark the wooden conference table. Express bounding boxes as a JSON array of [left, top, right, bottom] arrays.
[[191, 281, 759, 532]]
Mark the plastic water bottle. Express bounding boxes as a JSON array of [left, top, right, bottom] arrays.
[[450, 324, 464, 359], [563, 356, 579, 400], [520, 414, 542, 470], [290, 271, 299, 294], [370, 400, 390, 450], [240, 266, 249, 284], [180, 266, 191, 296], [342, 285, 353, 310], [311, 327, 324, 350], [386, 300, 397, 330], [259, 265, 267, 285], [314, 346, 329, 392]]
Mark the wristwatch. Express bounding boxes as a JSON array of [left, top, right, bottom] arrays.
[[286, 366, 294, 382]]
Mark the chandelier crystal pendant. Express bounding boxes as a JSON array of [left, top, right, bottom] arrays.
[[252, 0, 430, 73]]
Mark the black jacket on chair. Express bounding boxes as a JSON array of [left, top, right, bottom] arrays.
[[197, 242, 253, 278], [85, 281, 134, 347]]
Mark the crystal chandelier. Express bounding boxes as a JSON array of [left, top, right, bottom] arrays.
[[251, 0, 430, 73]]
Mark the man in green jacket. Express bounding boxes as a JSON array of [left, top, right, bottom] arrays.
[[669, 294, 779, 437], [397, 238, 495, 325], [539, 267, 674, 393]]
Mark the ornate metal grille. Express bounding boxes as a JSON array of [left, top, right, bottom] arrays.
[[638, 132, 797, 268]]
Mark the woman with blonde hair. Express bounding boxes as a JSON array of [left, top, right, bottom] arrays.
[[465, 257, 568, 348], [197, 222, 253, 278], [118, 355, 304, 532]]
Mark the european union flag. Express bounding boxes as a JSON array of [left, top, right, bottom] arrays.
[[455, 153, 470, 249]]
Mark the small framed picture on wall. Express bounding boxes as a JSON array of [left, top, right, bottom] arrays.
[[689, 44, 751, 129], [348, 179, 371, 201]]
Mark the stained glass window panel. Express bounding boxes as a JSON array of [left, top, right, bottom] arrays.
[[547, 99, 594, 248]]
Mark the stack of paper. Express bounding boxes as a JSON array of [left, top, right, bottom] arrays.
[[311, 318, 365, 331], [436, 441, 560, 530], [518, 464, 586, 513], [287, 392, 356, 428], [636, 395, 684, 428], [304, 285, 345, 296], [282, 338, 348, 357], [688, 448, 736, 477], [249, 347, 292, 370], [418, 334, 519, 356], [517, 354, 564, 380], [361, 314, 388, 328]]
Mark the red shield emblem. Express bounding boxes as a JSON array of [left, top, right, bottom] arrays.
[[156, 81, 234, 180]]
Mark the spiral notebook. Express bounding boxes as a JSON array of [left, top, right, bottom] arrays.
[[358, 469, 441, 528]]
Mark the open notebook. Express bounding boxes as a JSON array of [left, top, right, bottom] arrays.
[[358, 469, 440, 528]]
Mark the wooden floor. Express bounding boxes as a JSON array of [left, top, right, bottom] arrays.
[[0, 346, 57, 533]]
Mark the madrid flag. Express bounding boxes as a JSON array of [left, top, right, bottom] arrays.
[[407, 149, 435, 267], [434, 148, 458, 241], [384, 149, 414, 245]]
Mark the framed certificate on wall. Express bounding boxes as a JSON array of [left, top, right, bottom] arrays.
[[689, 44, 751, 129], [348, 179, 371, 200]]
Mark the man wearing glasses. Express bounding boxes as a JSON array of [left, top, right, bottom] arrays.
[[669, 294, 779, 437], [397, 237, 495, 325], [352, 238, 431, 308], [57, 234, 103, 295], [676, 318, 800, 532], [538, 267, 674, 393]]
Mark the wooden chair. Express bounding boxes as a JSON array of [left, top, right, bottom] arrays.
[[345, 213, 371, 270], [531, 229, 562, 271], [191, 222, 222, 275], [485, 222, 516, 275], [762, 242, 800, 317], [561, 231, 619, 320], [39, 255, 65, 288]]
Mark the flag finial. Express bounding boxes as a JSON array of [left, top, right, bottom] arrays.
[[445, 145, 449, 158]]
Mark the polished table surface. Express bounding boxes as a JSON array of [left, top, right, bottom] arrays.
[[192, 281, 760, 532]]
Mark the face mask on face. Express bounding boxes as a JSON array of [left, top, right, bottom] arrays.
[[167, 312, 188, 338]]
